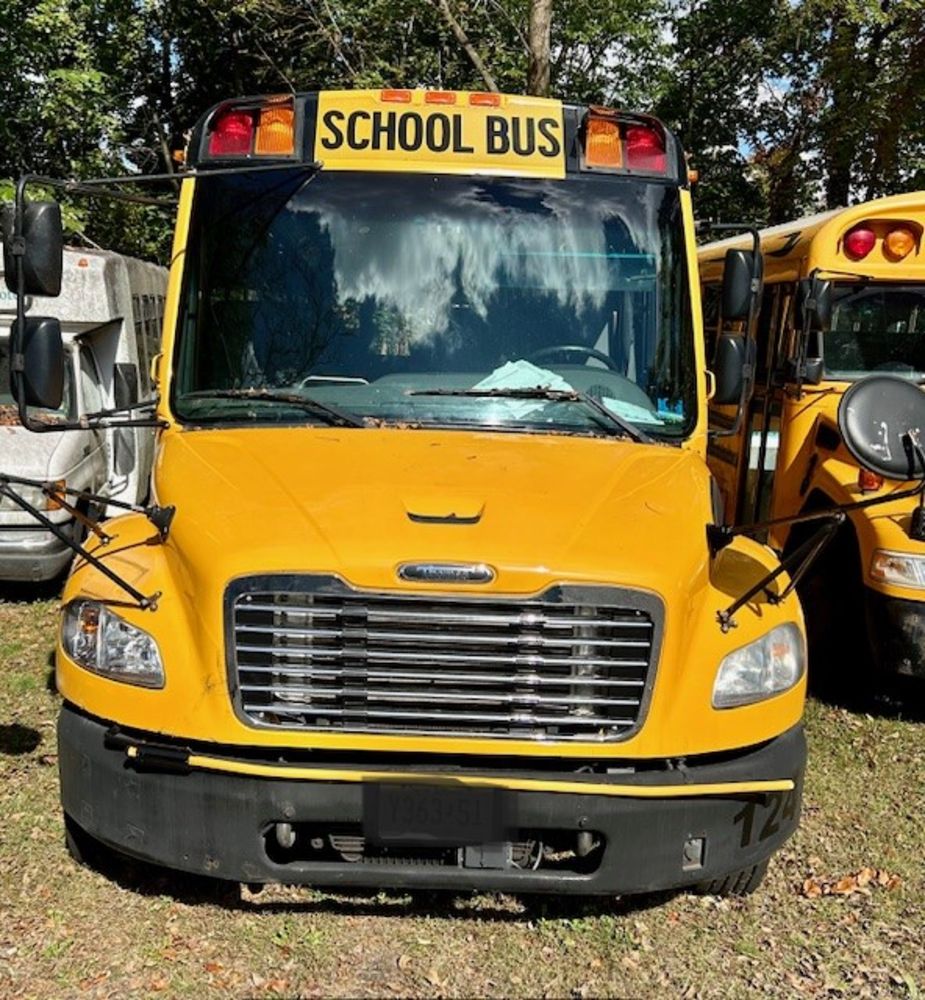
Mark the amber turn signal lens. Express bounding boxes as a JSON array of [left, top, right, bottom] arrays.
[[585, 118, 622, 168], [858, 468, 884, 493], [884, 226, 916, 261]]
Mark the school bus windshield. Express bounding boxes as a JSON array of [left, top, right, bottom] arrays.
[[173, 169, 695, 437], [825, 282, 925, 380]]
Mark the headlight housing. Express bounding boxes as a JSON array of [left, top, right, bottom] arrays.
[[870, 549, 925, 589], [62, 601, 164, 688], [713, 622, 804, 709]]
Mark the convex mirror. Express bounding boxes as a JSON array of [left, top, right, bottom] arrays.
[[11, 316, 65, 410], [1, 200, 64, 297], [838, 374, 925, 481]]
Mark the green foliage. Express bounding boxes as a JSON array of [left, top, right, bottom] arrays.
[[1, 0, 922, 249]]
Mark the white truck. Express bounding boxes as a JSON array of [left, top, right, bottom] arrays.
[[0, 246, 166, 582]]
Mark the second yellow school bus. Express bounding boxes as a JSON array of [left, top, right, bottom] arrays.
[[699, 192, 925, 680]]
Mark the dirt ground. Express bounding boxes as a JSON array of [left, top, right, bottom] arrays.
[[1, 592, 923, 999]]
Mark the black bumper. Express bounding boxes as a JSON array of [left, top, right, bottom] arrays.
[[865, 587, 925, 678], [58, 707, 805, 896]]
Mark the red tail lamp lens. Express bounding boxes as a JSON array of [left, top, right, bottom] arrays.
[[844, 225, 876, 260], [625, 126, 666, 173], [885, 226, 916, 261], [209, 109, 255, 156], [859, 468, 884, 493]]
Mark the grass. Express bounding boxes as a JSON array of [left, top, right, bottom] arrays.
[[0, 591, 923, 999]]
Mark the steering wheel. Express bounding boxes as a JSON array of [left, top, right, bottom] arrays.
[[529, 345, 619, 371]]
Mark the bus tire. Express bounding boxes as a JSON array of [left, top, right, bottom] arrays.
[[695, 860, 768, 897]]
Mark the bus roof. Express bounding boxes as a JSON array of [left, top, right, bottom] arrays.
[[698, 189, 925, 282]]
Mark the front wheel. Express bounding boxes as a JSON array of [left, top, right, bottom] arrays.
[[694, 860, 768, 897]]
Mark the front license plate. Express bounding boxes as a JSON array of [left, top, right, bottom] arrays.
[[363, 783, 509, 847]]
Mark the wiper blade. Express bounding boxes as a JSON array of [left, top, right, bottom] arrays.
[[407, 387, 653, 443], [181, 389, 365, 428]]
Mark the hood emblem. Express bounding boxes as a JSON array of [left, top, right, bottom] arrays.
[[398, 562, 495, 584]]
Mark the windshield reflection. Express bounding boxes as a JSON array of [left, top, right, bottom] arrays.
[[174, 170, 695, 436]]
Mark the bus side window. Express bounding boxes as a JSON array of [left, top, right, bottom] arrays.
[[145, 294, 162, 382], [754, 285, 779, 382], [132, 294, 150, 395]]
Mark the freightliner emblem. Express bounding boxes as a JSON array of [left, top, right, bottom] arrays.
[[397, 562, 495, 584]]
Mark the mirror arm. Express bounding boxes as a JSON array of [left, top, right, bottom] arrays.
[[0, 477, 161, 609], [714, 514, 844, 632], [0, 472, 175, 541]]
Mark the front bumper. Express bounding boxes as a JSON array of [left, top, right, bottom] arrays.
[[59, 706, 805, 896], [0, 523, 76, 582], [865, 586, 925, 678]]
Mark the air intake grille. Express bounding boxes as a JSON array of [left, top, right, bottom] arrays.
[[228, 578, 660, 742]]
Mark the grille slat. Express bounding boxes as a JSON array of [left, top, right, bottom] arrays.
[[230, 583, 656, 742]]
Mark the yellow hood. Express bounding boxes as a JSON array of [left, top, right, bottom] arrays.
[[154, 425, 714, 597]]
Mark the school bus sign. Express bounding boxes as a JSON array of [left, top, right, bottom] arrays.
[[314, 90, 565, 178]]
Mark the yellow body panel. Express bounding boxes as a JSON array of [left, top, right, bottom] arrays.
[[700, 191, 925, 600]]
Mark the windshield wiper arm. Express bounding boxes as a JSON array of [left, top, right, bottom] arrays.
[[407, 387, 653, 443], [182, 389, 365, 428]]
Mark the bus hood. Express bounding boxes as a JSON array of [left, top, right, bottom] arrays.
[[155, 427, 714, 599]]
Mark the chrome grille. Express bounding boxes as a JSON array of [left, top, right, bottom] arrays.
[[229, 580, 659, 741]]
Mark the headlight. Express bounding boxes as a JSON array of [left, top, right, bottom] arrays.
[[870, 549, 925, 589], [62, 601, 164, 688], [0, 480, 66, 512], [713, 623, 804, 709]]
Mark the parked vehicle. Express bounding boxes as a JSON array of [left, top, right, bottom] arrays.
[[0, 246, 166, 581], [699, 193, 925, 680], [10, 89, 813, 899]]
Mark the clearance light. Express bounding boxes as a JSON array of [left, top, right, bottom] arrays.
[[255, 104, 295, 155], [425, 91, 456, 104], [844, 224, 876, 260], [208, 108, 255, 156], [585, 116, 622, 169], [859, 468, 884, 493], [884, 225, 916, 261], [625, 125, 667, 173], [381, 89, 412, 103], [469, 92, 501, 107]]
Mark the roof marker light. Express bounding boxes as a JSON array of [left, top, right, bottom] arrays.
[[884, 225, 916, 261], [469, 92, 501, 107], [425, 91, 456, 104], [381, 89, 412, 103], [208, 109, 255, 157], [844, 224, 876, 260]]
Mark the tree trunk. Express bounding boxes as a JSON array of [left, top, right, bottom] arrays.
[[526, 0, 553, 96]]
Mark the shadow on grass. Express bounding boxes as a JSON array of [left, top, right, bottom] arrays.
[[0, 722, 41, 754], [809, 672, 925, 724], [0, 578, 64, 605]]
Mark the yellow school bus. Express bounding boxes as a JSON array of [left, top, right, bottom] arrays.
[[699, 192, 925, 680], [25, 90, 811, 897]]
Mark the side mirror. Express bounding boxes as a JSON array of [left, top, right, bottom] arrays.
[[712, 333, 755, 405], [796, 277, 832, 332], [838, 375, 925, 481], [803, 357, 824, 385], [721, 249, 762, 321], [1, 200, 64, 297], [11, 316, 65, 410], [113, 362, 139, 409]]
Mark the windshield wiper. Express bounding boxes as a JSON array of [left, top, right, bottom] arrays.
[[181, 389, 365, 428], [407, 387, 653, 443]]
